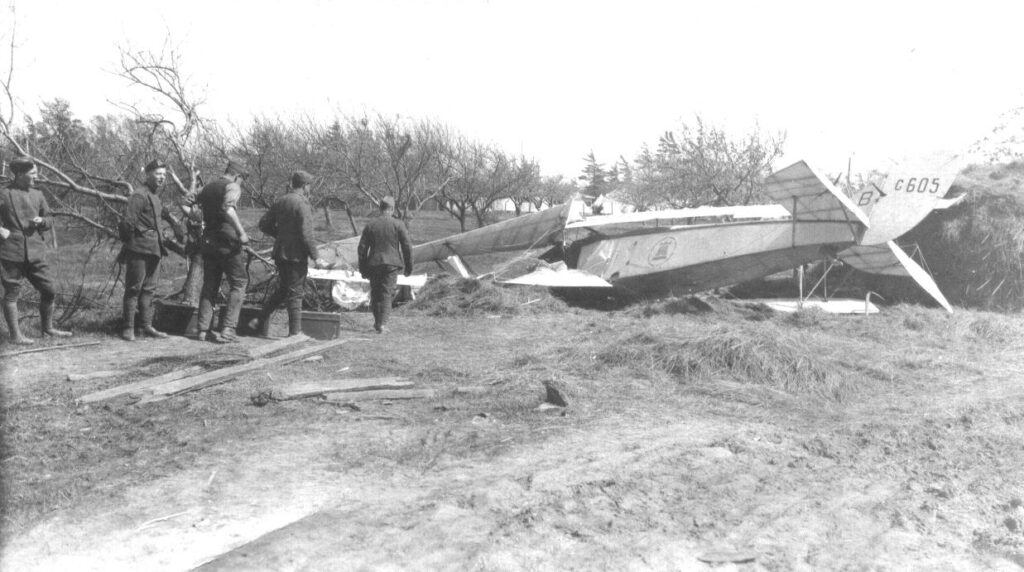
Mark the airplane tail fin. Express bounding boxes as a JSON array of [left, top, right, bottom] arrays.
[[853, 154, 964, 245]]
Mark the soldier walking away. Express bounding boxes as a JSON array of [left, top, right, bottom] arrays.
[[252, 170, 328, 338], [357, 196, 412, 334], [0, 156, 71, 344], [119, 160, 176, 341], [193, 160, 251, 343]]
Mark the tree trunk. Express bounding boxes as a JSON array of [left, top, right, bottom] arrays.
[[345, 205, 359, 237], [323, 205, 333, 229], [182, 252, 204, 306]]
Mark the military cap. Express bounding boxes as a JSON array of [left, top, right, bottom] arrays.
[[291, 170, 315, 188], [379, 196, 395, 209], [9, 155, 36, 175], [144, 159, 168, 173], [225, 159, 250, 178]]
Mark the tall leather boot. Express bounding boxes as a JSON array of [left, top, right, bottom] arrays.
[[3, 302, 34, 345], [286, 300, 303, 337], [139, 296, 168, 339], [121, 298, 136, 341], [40, 299, 71, 338]]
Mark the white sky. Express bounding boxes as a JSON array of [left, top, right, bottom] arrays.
[[4, 0, 1022, 179]]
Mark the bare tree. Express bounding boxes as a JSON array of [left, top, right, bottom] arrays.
[[504, 156, 540, 216], [435, 136, 489, 231], [115, 39, 214, 303], [651, 116, 786, 208]]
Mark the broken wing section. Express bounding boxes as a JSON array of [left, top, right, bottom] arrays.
[[839, 242, 953, 313], [412, 201, 584, 264], [495, 263, 613, 288]]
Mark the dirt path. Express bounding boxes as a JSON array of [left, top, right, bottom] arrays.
[[4, 317, 1024, 571], [5, 405, 1022, 571]]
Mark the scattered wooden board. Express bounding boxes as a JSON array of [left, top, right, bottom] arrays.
[[77, 366, 205, 404], [274, 377, 412, 400], [140, 338, 352, 402], [246, 334, 310, 359], [697, 550, 757, 564], [325, 389, 436, 402], [1, 341, 101, 358], [67, 370, 130, 382]]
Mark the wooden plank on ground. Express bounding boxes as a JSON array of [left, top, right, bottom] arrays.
[[1, 341, 101, 358], [246, 334, 310, 359], [274, 377, 412, 400], [67, 370, 130, 382], [77, 366, 205, 404], [325, 389, 436, 402], [141, 338, 352, 402]]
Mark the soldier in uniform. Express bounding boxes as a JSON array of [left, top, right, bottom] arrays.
[[120, 159, 176, 341], [193, 160, 251, 343], [0, 156, 71, 344], [357, 196, 412, 334], [253, 170, 328, 337]]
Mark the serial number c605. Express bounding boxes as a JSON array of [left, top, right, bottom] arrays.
[[894, 177, 941, 193]]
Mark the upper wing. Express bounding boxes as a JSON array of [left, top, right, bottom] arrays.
[[764, 160, 870, 227]]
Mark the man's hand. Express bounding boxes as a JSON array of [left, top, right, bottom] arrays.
[[314, 258, 330, 269], [0, 227, 9, 240], [239, 232, 250, 245]]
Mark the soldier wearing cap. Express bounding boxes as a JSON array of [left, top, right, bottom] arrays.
[[0, 156, 71, 344], [357, 195, 413, 334], [119, 159, 177, 341], [252, 170, 329, 337], [193, 159, 251, 343]]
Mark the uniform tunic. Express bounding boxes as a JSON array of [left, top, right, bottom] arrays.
[[123, 186, 166, 256], [0, 184, 52, 263]]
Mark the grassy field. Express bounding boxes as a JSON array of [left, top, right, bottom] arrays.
[[3, 207, 1024, 569]]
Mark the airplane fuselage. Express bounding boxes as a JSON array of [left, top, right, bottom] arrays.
[[571, 219, 861, 298]]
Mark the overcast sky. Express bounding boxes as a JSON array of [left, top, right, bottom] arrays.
[[4, 0, 1021, 179]]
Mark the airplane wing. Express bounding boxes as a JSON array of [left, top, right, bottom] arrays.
[[412, 201, 584, 264], [838, 241, 953, 313], [764, 161, 870, 227], [566, 204, 791, 235], [495, 265, 613, 288]]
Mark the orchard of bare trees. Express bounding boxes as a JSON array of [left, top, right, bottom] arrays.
[[1, 25, 788, 266]]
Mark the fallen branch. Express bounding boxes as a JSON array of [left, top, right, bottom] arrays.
[[136, 509, 193, 532], [50, 210, 118, 238]]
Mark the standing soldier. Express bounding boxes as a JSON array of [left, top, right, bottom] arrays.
[[0, 156, 71, 344], [193, 160, 251, 343], [357, 196, 412, 334], [120, 160, 175, 341], [253, 170, 328, 337]]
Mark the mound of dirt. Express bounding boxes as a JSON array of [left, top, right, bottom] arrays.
[[406, 275, 568, 317]]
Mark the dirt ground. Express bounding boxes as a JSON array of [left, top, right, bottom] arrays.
[[2, 304, 1024, 571]]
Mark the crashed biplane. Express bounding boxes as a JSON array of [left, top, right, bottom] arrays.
[[312, 158, 962, 313]]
